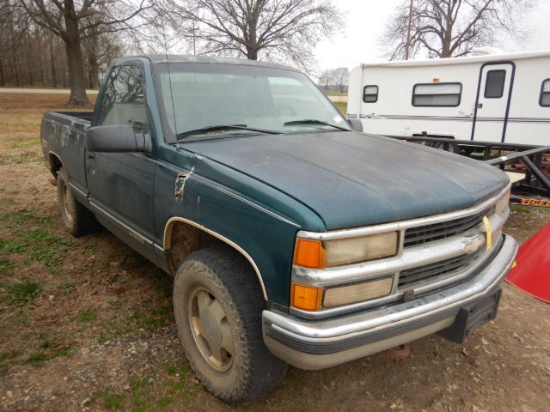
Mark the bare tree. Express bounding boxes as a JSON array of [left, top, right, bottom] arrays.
[[82, 19, 126, 90], [317, 67, 348, 97], [318, 69, 333, 91], [1, 0, 28, 86], [18, 0, 151, 106], [331, 67, 349, 95], [381, 0, 535, 60], [160, 0, 343, 69]]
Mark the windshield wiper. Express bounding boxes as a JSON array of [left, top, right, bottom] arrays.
[[283, 119, 350, 131], [176, 124, 281, 140]]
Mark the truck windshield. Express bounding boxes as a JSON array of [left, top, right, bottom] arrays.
[[153, 61, 349, 142]]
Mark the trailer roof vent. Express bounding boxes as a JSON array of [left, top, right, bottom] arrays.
[[468, 47, 505, 56]]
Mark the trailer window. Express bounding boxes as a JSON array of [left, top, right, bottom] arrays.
[[540, 79, 550, 107], [484, 70, 506, 98], [412, 83, 461, 107], [363, 85, 378, 103]]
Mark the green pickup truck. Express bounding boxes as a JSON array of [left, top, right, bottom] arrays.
[[41, 55, 518, 404]]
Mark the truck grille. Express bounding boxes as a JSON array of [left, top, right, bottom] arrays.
[[404, 207, 494, 247], [398, 250, 483, 289]]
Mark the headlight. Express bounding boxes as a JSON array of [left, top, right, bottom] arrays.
[[294, 232, 398, 269], [325, 232, 398, 266], [323, 277, 394, 308], [291, 277, 394, 311]]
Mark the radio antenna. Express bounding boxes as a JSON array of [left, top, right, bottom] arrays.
[[162, 25, 178, 147]]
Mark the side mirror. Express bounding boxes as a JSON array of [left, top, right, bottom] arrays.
[[87, 125, 152, 153]]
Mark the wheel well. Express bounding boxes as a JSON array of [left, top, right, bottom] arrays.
[[166, 221, 220, 273], [165, 220, 268, 299], [49, 153, 63, 176]]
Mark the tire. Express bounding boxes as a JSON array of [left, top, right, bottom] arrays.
[[420, 138, 458, 153], [56, 168, 97, 237], [435, 141, 459, 153], [173, 245, 288, 404]]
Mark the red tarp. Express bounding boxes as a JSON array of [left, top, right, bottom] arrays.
[[506, 223, 550, 303]]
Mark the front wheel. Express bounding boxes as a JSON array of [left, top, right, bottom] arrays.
[[173, 245, 288, 404]]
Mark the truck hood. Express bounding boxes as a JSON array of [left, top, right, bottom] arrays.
[[184, 131, 509, 230]]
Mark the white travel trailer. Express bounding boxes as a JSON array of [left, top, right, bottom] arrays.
[[347, 50, 550, 146]]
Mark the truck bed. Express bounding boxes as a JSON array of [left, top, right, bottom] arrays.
[[41, 111, 93, 201], [51, 111, 94, 123]]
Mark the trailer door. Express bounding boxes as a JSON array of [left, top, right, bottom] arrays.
[[471, 62, 515, 142]]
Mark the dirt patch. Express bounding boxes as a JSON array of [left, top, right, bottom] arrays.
[[1, 94, 549, 411]]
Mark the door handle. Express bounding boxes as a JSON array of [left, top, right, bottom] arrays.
[[477, 103, 483, 109]]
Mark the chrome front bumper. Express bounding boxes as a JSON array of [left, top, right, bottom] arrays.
[[262, 234, 517, 370]]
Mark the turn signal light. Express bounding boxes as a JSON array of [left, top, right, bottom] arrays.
[[291, 283, 322, 311], [294, 238, 325, 269]]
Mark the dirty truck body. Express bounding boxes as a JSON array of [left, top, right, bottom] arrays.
[[41, 56, 518, 404]]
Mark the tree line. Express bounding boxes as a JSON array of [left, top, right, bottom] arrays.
[[0, 2, 124, 91], [0, 0, 344, 106], [318, 68, 349, 94]]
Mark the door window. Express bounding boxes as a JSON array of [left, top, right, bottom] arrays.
[[484, 70, 506, 98], [97, 65, 147, 133]]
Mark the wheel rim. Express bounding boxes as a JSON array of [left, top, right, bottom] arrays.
[[188, 287, 235, 372], [61, 181, 74, 224]]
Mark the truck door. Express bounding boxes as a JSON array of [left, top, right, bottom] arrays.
[[471, 62, 515, 142], [86, 64, 157, 254]]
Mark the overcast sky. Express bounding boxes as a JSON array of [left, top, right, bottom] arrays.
[[313, 0, 550, 73]]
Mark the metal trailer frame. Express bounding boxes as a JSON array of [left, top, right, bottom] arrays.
[[383, 135, 550, 206]]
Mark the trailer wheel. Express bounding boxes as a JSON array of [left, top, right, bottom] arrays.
[[435, 141, 459, 153], [173, 245, 288, 404], [420, 139, 459, 153], [57, 168, 97, 237]]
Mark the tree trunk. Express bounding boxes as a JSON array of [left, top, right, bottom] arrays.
[[90, 56, 100, 89], [13, 56, 21, 86], [63, 0, 91, 107], [246, 47, 258, 60], [50, 42, 57, 88], [65, 40, 91, 106], [0, 60, 4, 87]]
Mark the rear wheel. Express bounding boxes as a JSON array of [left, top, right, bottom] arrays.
[[56, 168, 97, 237], [173, 245, 288, 404]]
